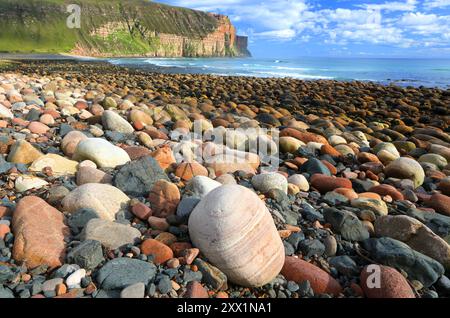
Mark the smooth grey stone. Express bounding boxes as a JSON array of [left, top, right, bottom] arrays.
[[0, 286, 14, 298], [176, 197, 200, 220], [157, 275, 172, 294], [297, 239, 325, 258], [120, 282, 146, 298], [113, 157, 168, 197], [300, 158, 331, 176], [324, 208, 369, 242], [329, 256, 359, 276], [96, 258, 156, 290], [67, 240, 104, 270], [362, 237, 445, 288]]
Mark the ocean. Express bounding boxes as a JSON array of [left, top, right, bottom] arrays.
[[107, 57, 450, 88]]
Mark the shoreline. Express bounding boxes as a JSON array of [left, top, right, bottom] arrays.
[[1, 59, 448, 121], [1, 55, 448, 89]]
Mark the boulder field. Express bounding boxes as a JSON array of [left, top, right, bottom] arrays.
[[0, 60, 449, 299]]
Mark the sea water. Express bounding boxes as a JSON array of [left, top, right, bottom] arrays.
[[108, 57, 450, 88]]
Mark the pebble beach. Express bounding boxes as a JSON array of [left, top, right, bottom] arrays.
[[0, 59, 450, 299]]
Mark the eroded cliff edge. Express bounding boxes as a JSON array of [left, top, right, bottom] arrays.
[[0, 0, 251, 57]]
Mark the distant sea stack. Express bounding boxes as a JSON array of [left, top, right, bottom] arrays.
[[0, 0, 251, 57]]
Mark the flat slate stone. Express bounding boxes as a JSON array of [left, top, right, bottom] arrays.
[[300, 158, 331, 176], [81, 219, 141, 250], [406, 208, 450, 238], [114, 157, 169, 197], [324, 208, 369, 242], [67, 240, 104, 270], [96, 258, 156, 290]]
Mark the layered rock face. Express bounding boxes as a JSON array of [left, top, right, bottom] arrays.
[[83, 13, 250, 58]]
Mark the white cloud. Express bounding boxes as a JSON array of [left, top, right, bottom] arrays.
[[321, 8, 382, 24], [311, 8, 408, 46], [423, 0, 450, 9], [358, 0, 417, 12], [400, 12, 450, 36], [327, 22, 407, 46], [400, 12, 438, 25], [254, 29, 297, 40]]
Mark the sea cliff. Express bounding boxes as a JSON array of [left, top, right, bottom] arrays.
[[0, 0, 251, 57]]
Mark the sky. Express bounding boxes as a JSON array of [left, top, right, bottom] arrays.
[[157, 0, 450, 58]]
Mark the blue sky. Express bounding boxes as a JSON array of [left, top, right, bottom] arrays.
[[157, 0, 450, 58]]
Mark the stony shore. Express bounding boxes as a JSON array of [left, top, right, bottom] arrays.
[[0, 59, 450, 299]]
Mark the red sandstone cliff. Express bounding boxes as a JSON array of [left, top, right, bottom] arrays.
[[78, 11, 250, 58]]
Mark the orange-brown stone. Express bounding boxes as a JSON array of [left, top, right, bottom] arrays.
[[148, 179, 180, 218], [206, 161, 256, 177], [28, 122, 49, 134], [311, 174, 353, 194], [181, 248, 200, 265], [333, 188, 359, 200], [56, 283, 67, 296], [438, 178, 450, 196], [427, 170, 446, 180], [140, 239, 174, 265], [150, 145, 176, 170], [144, 128, 168, 140], [366, 170, 379, 181], [170, 242, 193, 257], [358, 192, 382, 200], [281, 256, 342, 296], [369, 184, 404, 201], [360, 265, 415, 298], [0, 224, 10, 240], [148, 216, 170, 231], [175, 162, 208, 181], [357, 152, 381, 164], [12, 196, 69, 269], [321, 144, 342, 158], [427, 193, 450, 216], [321, 160, 337, 175], [185, 281, 209, 298], [123, 146, 152, 161], [292, 157, 308, 167], [131, 202, 152, 220], [280, 128, 329, 145]]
